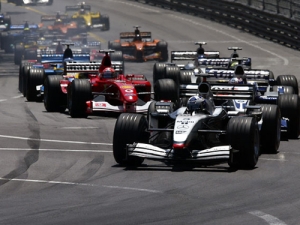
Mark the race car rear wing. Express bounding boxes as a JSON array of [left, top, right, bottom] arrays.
[[171, 51, 220, 62], [41, 15, 69, 22], [64, 61, 123, 74], [196, 57, 251, 68], [9, 24, 39, 30], [120, 32, 152, 39], [202, 68, 271, 81], [87, 41, 101, 47], [40, 53, 90, 63], [65, 5, 91, 12], [178, 82, 255, 100]]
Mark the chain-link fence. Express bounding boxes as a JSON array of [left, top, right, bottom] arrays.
[[229, 0, 300, 20]]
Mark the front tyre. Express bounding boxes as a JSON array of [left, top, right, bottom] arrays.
[[113, 113, 148, 166], [67, 79, 92, 118], [227, 117, 260, 169]]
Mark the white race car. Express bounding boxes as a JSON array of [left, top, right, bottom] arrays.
[[7, 0, 53, 6]]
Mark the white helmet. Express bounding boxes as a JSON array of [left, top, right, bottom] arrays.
[[187, 96, 206, 113], [229, 77, 244, 84]]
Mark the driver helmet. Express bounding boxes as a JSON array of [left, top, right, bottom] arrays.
[[80, 8, 85, 14], [197, 47, 205, 55], [102, 68, 116, 79], [187, 96, 207, 114], [55, 19, 62, 25], [184, 62, 195, 70], [229, 61, 238, 69], [229, 77, 244, 84]]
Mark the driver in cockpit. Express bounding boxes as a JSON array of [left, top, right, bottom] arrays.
[[133, 27, 142, 41]]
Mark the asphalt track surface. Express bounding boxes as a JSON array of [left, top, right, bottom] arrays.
[[0, 0, 300, 224]]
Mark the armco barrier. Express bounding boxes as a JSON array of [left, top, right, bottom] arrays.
[[129, 0, 300, 50]]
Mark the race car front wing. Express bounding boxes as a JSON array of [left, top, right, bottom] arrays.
[[127, 143, 231, 161]]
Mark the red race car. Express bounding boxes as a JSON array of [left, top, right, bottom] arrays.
[[108, 26, 168, 62], [44, 50, 152, 118]]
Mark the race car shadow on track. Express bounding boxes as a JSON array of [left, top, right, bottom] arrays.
[[112, 163, 257, 172], [6, 12, 27, 15]]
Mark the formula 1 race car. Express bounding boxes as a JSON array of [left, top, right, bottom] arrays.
[[40, 14, 85, 36], [65, 2, 110, 31], [152, 44, 251, 84], [7, 0, 53, 6], [43, 51, 130, 115], [112, 78, 264, 169], [166, 63, 300, 139], [0, 13, 11, 31], [19, 53, 90, 102], [108, 26, 168, 62], [0, 23, 40, 53]]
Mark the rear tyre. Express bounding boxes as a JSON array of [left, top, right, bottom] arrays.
[[272, 85, 294, 94], [154, 79, 179, 106], [22, 64, 32, 97], [179, 70, 193, 84], [276, 75, 299, 95], [278, 94, 300, 139], [258, 104, 281, 154], [100, 15, 110, 31], [156, 41, 168, 62], [44, 75, 66, 112], [67, 79, 92, 118], [26, 68, 44, 102], [113, 113, 147, 166], [227, 117, 260, 169], [164, 66, 180, 86], [14, 44, 24, 65], [109, 42, 122, 51], [153, 63, 166, 84]]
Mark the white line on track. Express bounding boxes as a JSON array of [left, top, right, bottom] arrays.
[[119, 1, 289, 66], [0, 134, 112, 146], [0, 99, 7, 102], [12, 95, 23, 99], [0, 177, 162, 193], [59, 127, 99, 129], [249, 210, 287, 225], [0, 148, 112, 152], [259, 158, 287, 162]]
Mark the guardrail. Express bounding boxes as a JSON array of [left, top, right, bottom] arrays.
[[231, 0, 300, 20], [129, 0, 300, 50]]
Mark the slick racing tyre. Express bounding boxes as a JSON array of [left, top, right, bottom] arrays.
[[154, 78, 179, 106], [44, 75, 66, 112], [272, 85, 294, 95], [19, 62, 32, 93], [21, 64, 32, 97], [109, 42, 121, 52], [110, 51, 124, 73], [164, 66, 180, 86], [179, 70, 193, 84], [14, 44, 24, 65], [67, 79, 92, 118], [26, 68, 44, 102], [156, 41, 168, 62], [110, 51, 123, 61], [227, 117, 260, 169], [153, 63, 166, 84], [278, 94, 300, 139], [100, 15, 110, 31], [269, 71, 275, 80], [276, 75, 299, 95], [113, 113, 147, 166], [24, 49, 37, 61], [258, 104, 281, 154]]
